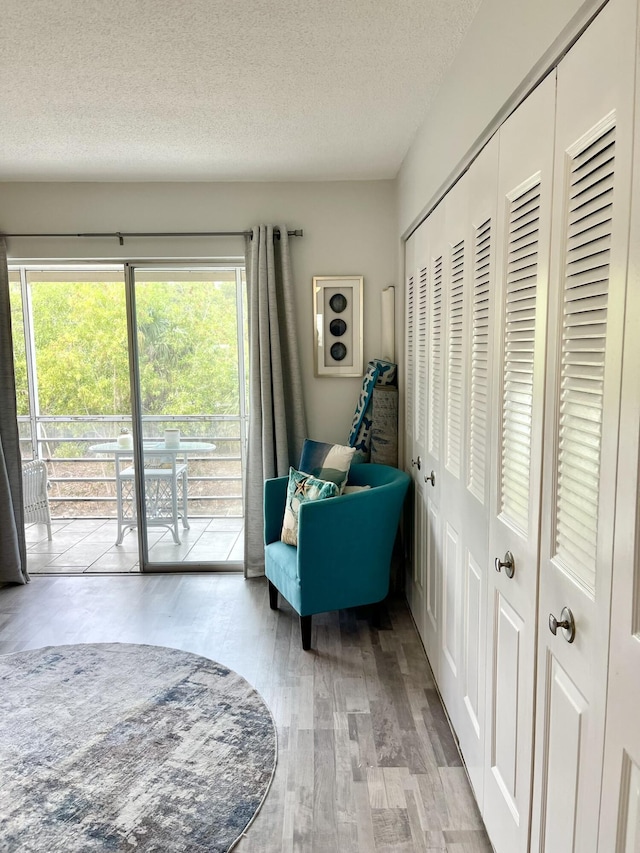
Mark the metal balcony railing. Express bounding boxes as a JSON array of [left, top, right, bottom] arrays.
[[18, 414, 246, 519]]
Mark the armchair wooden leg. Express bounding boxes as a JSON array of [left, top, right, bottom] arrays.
[[300, 615, 312, 650], [268, 581, 279, 610]]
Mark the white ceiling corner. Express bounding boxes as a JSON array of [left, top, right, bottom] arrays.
[[0, 0, 483, 182]]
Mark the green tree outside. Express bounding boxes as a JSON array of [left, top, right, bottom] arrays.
[[11, 275, 244, 420]]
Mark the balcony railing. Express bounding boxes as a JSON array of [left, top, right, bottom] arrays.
[[19, 414, 245, 518]]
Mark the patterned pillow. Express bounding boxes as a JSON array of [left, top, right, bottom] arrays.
[[298, 439, 356, 494], [281, 468, 339, 547], [374, 359, 397, 386]]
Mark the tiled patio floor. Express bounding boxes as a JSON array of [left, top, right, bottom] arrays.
[[25, 517, 244, 574]]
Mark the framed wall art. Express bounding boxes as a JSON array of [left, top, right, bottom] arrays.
[[312, 275, 363, 377]]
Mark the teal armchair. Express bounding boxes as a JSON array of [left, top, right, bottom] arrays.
[[264, 463, 410, 649]]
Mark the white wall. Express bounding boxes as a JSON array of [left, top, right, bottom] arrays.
[[0, 180, 396, 445], [397, 0, 601, 236]]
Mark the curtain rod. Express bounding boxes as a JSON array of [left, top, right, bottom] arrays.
[[2, 229, 303, 246]]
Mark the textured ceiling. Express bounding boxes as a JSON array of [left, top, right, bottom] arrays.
[[0, 0, 482, 182]]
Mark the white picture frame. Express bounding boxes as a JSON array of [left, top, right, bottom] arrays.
[[313, 275, 363, 377]]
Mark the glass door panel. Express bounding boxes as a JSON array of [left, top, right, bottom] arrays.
[[11, 266, 137, 573], [8, 270, 32, 461], [129, 266, 245, 570]]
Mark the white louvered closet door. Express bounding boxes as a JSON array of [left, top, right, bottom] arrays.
[[598, 31, 640, 845], [530, 0, 637, 850], [420, 201, 446, 678], [436, 173, 470, 738], [482, 73, 556, 853], [405, 225, 430, 650], [453, 135, 499, 809]]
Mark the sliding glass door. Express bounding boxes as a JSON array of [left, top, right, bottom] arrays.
[[11, 261, 247, 575], [126, 265, 247, 570]]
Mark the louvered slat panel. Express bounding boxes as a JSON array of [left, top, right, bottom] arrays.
[[554, 130, 615, 591], [417, 267, 428, 443], [406, 273, 415, 436], [469, 218, 491, 502], [447, 240, 465, 477], [429, 256, 443, 457], [500, 183, 541, 532]]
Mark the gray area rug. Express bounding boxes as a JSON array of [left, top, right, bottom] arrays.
[[0, 643, 277, 852]]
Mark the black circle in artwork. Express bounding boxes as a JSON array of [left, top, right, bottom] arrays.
[[330, 342, 347, 361], [329, 293, 348, 313], [329, 318, 347, 337]]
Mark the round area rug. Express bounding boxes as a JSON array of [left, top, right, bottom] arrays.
[[0, 643, 277, 853]]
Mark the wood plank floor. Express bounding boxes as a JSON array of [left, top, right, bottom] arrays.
[[0, 574, 493, 852]]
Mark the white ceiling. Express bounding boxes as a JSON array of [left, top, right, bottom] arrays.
[[0, 0, 482, 182]]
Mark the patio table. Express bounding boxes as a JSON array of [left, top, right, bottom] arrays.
[[90, 441, 215, 546]]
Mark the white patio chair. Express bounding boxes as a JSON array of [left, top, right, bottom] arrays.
[[22, 459, 52, 540], [116, 454, 188, 545]]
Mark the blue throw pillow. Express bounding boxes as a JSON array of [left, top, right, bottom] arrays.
[[299, 439, 356, 494], [281, 468, 339, 546]]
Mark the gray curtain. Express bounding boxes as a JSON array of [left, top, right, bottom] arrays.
[[243, 225, 307, 577], [0, 237, 28, 584]]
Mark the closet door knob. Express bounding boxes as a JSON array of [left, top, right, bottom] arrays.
[[494, 550, 515, 579], [549, 607, 576, 643], [424, 470, 436, 486], [411, 456, 422, 470]]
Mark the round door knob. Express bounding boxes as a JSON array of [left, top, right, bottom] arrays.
[[549, 606, 576, 643], [411, 456, 422, 470], [494, 550, 515, 579], [424, 470, 435, 487]]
